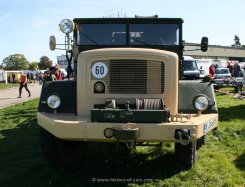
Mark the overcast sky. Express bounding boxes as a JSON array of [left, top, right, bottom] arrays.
[[0, 0, 244, 64]]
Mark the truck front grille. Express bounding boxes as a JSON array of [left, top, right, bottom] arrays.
[[108, 59, 165, 94]]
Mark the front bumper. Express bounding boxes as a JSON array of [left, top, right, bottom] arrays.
[[37, 112, 218, 142]]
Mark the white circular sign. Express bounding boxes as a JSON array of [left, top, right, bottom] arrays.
[[92, 62, 108, 79]]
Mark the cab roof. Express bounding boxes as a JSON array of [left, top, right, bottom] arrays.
[[73, 17, 183, 24]]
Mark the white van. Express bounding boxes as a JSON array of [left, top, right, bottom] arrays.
[[182, 56, 200, 79], [196, 59, 212, 75]]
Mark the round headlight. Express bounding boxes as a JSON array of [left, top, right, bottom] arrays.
[[94, 81, 105, 93], [47, 95, 61, 109], [193, 95, 209, 111], [59, 19, 74, 34]]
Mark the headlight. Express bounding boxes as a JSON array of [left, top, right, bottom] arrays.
[[193, 95, 209, 111], [59, 19, 74, 34], [47, 95, 61, 109], [94, 81, 105, 93]]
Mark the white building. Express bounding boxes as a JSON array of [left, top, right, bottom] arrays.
[[184, 43, 245, 62], [0, 70, 4, 82]]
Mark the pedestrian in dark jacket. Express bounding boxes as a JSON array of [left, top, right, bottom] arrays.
[[233, 63, 241, 77]]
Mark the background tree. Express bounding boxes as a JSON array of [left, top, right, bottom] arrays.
[[29, 61, 38, 70], [0, 64, 3, 69], [2, 54, 29, 70], [38, 56, 52, 70], [232, 35, 241, 47]]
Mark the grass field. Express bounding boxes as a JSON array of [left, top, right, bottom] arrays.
[[0, 95, 244, 187], [0, 83, 19, 90]]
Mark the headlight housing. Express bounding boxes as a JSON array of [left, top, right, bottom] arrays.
[[47, 95, 61, 109], [193, 95, 209, 111], [59, 19, 74, 34], [94, 81, 105, 93]]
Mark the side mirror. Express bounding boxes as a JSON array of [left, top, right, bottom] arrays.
[[201, 37, 208, 52], [49, 36, 56, 51]]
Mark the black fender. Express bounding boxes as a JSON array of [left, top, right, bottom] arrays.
[[38, 80, 76, 113], [178, 80, 218, 114]]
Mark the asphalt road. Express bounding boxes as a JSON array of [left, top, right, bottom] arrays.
[[0, 83, 42, 109]]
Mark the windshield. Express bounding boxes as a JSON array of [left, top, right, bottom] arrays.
[[215, 69, 229, 74], [77, 23, 179, 46], [77, 24, 126, 45], [129, 24, 179, 45], [183, 60, 198, 71]]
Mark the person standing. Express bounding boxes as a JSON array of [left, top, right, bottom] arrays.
[[227, 62, 233, 76], [209, 64, 215, 77], [38, 72, 44, 85], [12, 73, 16, 83], [55, 68, 63, 80], [17, 72, 31, 98], [233, 63, 241, 78], [27, 72, 30, 82]]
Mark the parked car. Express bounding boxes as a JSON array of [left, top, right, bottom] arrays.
[[214, 68, 231, 78], [213, 68, 231, 87]]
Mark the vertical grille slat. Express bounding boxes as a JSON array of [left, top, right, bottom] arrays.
[[161, 62, 165, 93]]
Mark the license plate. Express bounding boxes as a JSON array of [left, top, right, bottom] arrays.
[[203, 119, 217, 133]]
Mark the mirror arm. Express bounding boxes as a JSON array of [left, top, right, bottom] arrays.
[[183, 48, 202, 52], [55, 48, 67, 50]]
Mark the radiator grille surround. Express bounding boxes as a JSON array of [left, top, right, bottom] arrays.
[[78, 48, 179, 116]]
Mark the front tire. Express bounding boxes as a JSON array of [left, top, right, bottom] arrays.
[[174, 142, 198, 168], [40, 128, 87, 167]]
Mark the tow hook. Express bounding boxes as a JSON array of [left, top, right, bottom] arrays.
[[175, 129, 191, 146]]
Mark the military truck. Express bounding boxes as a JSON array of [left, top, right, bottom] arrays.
[[38, 17, 218, 168]]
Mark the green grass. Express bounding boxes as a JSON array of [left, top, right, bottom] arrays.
[[0, 96, 244, 187], [0, 82, 19, 90]]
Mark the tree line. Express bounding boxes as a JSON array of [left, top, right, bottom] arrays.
[[0, 54, 53, 71]]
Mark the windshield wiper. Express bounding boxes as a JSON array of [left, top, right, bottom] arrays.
[[132, 38, 156, 48]]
